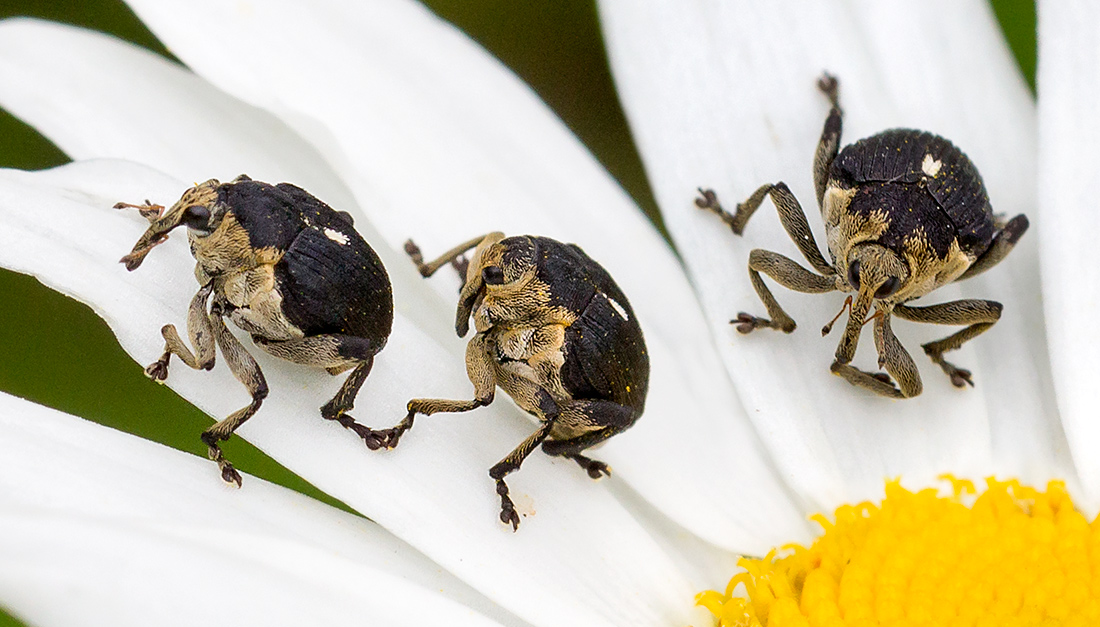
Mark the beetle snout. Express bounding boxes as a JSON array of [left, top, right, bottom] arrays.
[[846, 244, 908, 301]]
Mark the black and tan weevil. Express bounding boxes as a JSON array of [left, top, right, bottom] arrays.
[[696, 74, 1028, 399], [118, 175, 393, 485], [367, 233, 649, 530]]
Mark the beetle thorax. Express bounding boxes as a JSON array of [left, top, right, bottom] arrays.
[[189, 211, 264, 277], [472, 270, 549, 333]]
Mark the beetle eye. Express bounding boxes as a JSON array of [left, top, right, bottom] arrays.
[[182, 205, 211, 230], [482, 265, 505, 285], [847, 260, 861, 290], [875, 276, 900, 299]]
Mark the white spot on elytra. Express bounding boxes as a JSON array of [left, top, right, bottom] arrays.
[[606, 294, 629, 321], [324, 227, 349, 245], [921, 154, 942, 177]]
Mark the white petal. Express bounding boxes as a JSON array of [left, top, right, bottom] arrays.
[[1037, 0, 1100, 512], [0, 161, 700, 627], [0, 14, 807, 548], [599, 0, 1061, 509], [0, 391, 514, 627]]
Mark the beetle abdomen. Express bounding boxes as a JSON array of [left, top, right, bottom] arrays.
[[832, 129, 995, 257]]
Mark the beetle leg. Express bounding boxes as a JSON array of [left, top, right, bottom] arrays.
[[813, 73, 843, 208], [956, 214, 1029, 281], [252, 334, 391, 449], [388, 332, 498, 448], [829, 362, 906, 399], [540, 400, 636, 479], [867, 310, 922, 397], [831, 302, 918, 399], [894, 300, 1003, 388], [113, 199, 165, 222], [405, 233, 502, 278], [489, 389, 561, 531], [200, 312, 269, 488], [145, 283, 216, 381], [736, 249, 837, 334], [696, 183, 833, 276], [320, 357, 390, 448]]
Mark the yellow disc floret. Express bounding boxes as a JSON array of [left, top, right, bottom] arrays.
[[697, 476, 1100, 626]]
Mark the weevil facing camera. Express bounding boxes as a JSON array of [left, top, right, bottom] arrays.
[[118, 175, 394, 485], [368, 233, 649, 530], [696, 74, 1028, 399]]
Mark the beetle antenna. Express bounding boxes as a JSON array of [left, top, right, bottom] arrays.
[[863, 308, 884, 327], [821, 295, 853, 336]]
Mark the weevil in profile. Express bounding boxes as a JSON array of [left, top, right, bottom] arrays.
[[696, 74, 1028, 399], [369, 233, 649, 530], [118, 175, 393, 485]]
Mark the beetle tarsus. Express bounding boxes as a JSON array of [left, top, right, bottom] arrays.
[[695, 188, 746, 233], [220, 462, 243, 488], [496, 479, 520, 531], [403, 239, 428, 275], [450, 255, 469, 283], [732, 312, 788, 334], [694, 188, 721, 212], [568, 454, 611, 480], [201, 431, 244, 488], [144, 357, 170, 382], [936, 360, 974, 388], [830, 361, 906, 399], [817, 73, 840, 108], [114, 200, 165, 221]]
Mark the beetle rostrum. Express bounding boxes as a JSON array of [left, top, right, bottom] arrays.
[[117, 175, 394, 485], [695, 74, 1028, 399], [368, 232, 649, 530]]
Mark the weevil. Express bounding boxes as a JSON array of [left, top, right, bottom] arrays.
[[696, 75, 1028, 399], [369, 233, 649, 530], [118, 175, 394, 484]]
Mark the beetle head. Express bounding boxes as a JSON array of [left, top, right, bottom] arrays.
[[454, 232, 506, 336], [834, 243, 910, 362], [121, 179, 223, 271], [455, 234, 542, 336]]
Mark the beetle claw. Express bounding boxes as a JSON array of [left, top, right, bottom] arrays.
[[496, 480, 520, 531], [732, 312, 761, 334], [694, 188, 720, 211], [585, 461, 611, 480], [732, 312, 793, 334], [220, 462, 243, 488], [144, 359, 169, 382], [949, 368, 974, 388]]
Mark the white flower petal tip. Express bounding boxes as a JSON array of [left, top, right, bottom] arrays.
[[0, 161, 701, 627], [1037, 0, 1100, 512], [0, 391, 514, 627], [0, 6, 808, 549], [598, 0, 1067, 511]]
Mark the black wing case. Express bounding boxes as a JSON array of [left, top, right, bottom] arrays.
[[276, 226, 393, 344], [549, 242, 649, 413], [833, 129, 995, 257], [271, 184, 393, 344]]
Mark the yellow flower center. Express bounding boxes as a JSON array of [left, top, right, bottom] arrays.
[[697, 476, 1100, 626]]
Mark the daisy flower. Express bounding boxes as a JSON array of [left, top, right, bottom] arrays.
[[0, 1, 1095, 625]]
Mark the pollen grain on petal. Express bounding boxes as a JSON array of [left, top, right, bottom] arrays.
[[696, 476, 1100, 626]]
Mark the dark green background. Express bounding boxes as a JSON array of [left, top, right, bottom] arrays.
[[0, 2, 1035, 625]]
